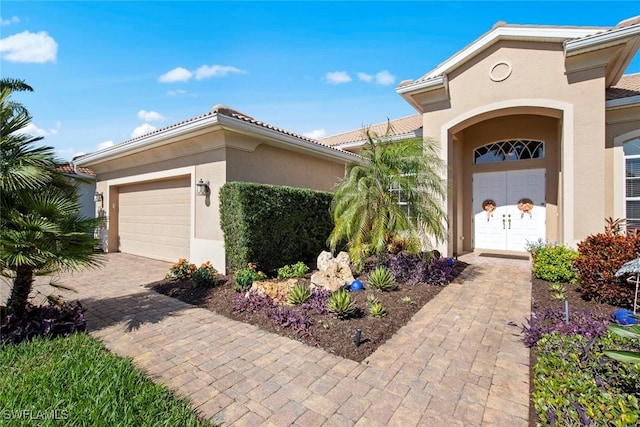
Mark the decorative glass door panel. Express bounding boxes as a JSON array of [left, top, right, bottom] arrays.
[[473, 169, 545, 252]]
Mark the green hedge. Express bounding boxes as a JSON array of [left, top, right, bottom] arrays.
[[219, 182, 334, 274]]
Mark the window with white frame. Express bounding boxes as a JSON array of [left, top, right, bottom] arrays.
[[624, 138, 640, 231], [389, 181, 410, 219]]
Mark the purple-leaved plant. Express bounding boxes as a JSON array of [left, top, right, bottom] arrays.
[[232, 291, 274, 315], [270, 307, 311, 337], [521, 307, 610, 347], [304, 288, 331, 314], [0, 301, 87, 344]]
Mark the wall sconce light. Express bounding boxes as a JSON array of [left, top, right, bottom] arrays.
[[94, 192, 104, 203], [196, 179, 210, 197]]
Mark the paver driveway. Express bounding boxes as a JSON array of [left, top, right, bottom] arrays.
[[22, 252, 531, 426]]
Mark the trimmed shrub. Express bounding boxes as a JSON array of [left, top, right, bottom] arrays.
[[532, 244, 578, 283], [220, 182, 333, 273], [574, 227, 640, 307]]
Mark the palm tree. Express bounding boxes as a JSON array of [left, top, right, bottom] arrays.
[[328, 126, 448, 270], [0, 80, 103, 316]]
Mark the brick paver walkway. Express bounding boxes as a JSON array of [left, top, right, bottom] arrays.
[[24, 252, 531, 426]]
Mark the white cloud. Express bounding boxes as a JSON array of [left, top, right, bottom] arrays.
[[158, 67, 192, 83], [98, 140, 114, 150], [137, 110, 164, 122], [0, 16, 20, 26], [303, 129, 326, 139], [195, 64, 246, 80], [21, 122, 50, 136], [0, 31, 58, 63], [325, 71, 352, 84], [375, 70, 395, 86], [357, 72, 373, 83], [167, 89, 187, 96], [131, 123, 157, 138]]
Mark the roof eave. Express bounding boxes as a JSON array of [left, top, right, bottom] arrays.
[[422, 26, 603, 81], [396, 76, 448, 113], [216, 114, 362, 164], [75, 114, 221, 166], [606, 94, 640, 109]]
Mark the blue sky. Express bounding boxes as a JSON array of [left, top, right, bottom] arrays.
[[1, 1, 639, 160]]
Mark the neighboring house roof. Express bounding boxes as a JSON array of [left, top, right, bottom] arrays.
[[75, 104, 359, 166], [57, 162, 95, 177], [606, 73, 640, 100], [319, 114, 422, 148]]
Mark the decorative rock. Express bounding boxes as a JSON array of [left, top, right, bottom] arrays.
[[249, 278, 298, 304], [310, 251, 355, 292]]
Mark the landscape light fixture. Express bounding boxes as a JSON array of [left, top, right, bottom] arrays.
[[196, 179, 210, 197]]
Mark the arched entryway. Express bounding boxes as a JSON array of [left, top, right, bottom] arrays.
[[444, 110, 563, 255]]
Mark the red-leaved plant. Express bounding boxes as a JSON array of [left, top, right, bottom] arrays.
[[573, 218, 640, 307]]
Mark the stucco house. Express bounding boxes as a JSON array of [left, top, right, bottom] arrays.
[[75, 16, 640, 270], [74, 106, 356, 271], [323, 16, 640, 257]]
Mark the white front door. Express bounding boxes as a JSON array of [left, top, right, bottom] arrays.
[[473, 169, 545, 252]]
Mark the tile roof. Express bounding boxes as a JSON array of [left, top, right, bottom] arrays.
[[319, 114, 423, 147], [76, 104, 355, 162], [57, 162, 95, 177], [607, 73, 640, 101]]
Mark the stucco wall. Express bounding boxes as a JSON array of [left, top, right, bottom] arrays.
[[225, 134, 345, 191], [419, 39, 608, 252]]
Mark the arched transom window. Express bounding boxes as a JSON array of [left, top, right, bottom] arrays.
[[474, 139, 544, 164]]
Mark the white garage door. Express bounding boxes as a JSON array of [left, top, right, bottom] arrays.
[[118, 177, 191, 261]]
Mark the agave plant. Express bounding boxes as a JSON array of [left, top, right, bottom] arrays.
[[604, 323, 640, 364], [287, 283, 311, 305], [326, 289, 356, 319], [369, 301, 387, 318], [366, 294, 380, 305], [548, 282, 567, 301], [368, 266, 397, 292]]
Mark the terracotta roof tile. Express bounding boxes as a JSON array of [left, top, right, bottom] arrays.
[[319, 114, 422, 147], [57, 162, 95, 177], [607, 73, 640, 100], [76, 105, 357, 161]]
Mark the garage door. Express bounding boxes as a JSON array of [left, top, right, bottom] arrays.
[[118, 177, 191, 261]]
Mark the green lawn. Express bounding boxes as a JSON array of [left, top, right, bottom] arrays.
[[0, 333, 214, 427]]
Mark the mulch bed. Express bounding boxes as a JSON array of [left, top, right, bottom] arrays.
[[527, 277, 620, 426], [148, 262, 467, 362]]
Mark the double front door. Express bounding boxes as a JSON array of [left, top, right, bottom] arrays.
[[472, 169, 545, 252]]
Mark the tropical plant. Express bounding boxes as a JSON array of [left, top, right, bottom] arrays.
[[326, 289, 356, 319], [368, 301, 387, 318], [191, 262, 218, 287], [367, 266, 397, 291], [1, 81, 103, 316], [328, 126, 447, 270], [605, 323, 640, 364], [277, 261, 309, 279], [287, 283, 311, 305]]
